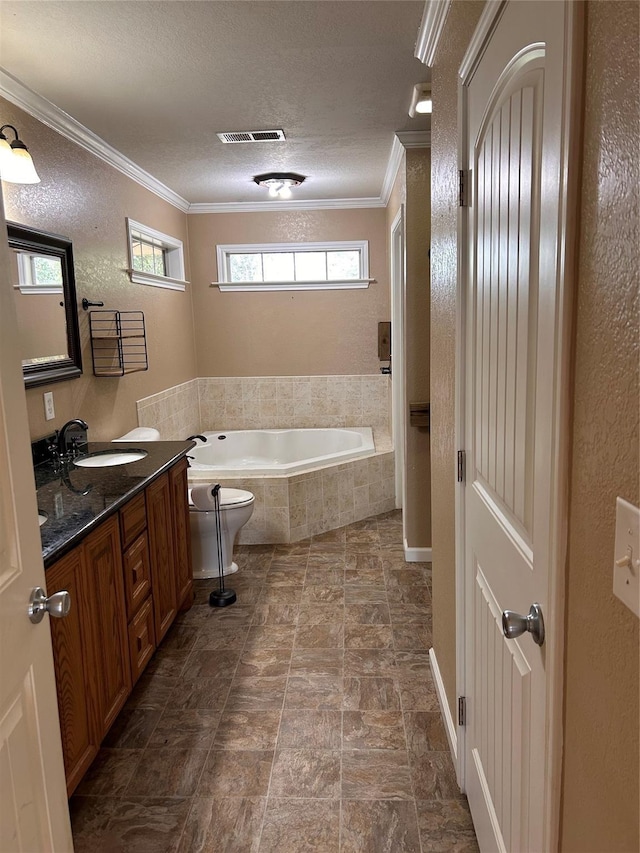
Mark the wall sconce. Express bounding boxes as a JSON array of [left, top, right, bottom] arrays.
[[0, 124, 41, 184], [253, 172, 305, 199], [408, 83, 432, 118]]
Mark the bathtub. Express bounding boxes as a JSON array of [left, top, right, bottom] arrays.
[[188, 427, 375, 477]]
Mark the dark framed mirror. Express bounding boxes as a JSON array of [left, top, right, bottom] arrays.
[[7, 222, 82, 388]]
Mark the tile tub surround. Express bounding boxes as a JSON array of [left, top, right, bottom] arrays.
[[188, 446, 395, 544], [69, 511, 479, 853], [136, 379, 200, 443], [137, 375, 394, 543], [136, 375, 392, 442]]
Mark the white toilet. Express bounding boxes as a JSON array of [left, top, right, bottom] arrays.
[[189, 487, 255, 579]]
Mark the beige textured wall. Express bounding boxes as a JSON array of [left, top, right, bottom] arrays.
[[0, 98, 197, 442], [404, 148, 432, 548], [187, 209, 389, 377], [560, 3, 639, 851], [430, 0, 485, 720]]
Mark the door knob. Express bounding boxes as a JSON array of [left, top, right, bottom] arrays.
[[501, 602, 545, 646], [28, 587, 71, 624]]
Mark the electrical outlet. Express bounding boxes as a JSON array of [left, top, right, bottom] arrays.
[[613, 497, 640, 618], [43, 391, 55, 421]]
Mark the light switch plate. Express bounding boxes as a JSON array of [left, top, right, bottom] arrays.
[[613, 497, 640, 618]]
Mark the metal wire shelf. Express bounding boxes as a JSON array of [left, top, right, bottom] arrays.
[[89, 310, 148, 377]]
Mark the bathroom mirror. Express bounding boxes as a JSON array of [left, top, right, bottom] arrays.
[[7, 221, 82, 388]]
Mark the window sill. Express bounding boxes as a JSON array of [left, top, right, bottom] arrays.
[[128, 269, 188, 291], [14, 285, 63, 295], [212, 278, 374, 292]]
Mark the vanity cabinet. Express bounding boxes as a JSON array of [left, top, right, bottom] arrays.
[[170, 459, 193, 609], [45, 548, 99, 797], [146, 458, 193, 644], [85, 517, 132, 734], [146, 474, 177, 644], [46, 457, 193, 796]]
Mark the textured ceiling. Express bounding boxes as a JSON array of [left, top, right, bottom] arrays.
[[0, 1, 430, 205]]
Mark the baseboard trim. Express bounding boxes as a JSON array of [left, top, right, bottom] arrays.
[[429, 647, 458, 762], [403, 540, 432, 563]]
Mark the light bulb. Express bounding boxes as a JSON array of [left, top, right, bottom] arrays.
[[268, 184, 280, 198], [415, 98, 432, 114], [278, 185, 292, 199]]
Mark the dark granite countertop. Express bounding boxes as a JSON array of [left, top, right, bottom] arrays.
[[36, 441, 194, 568]]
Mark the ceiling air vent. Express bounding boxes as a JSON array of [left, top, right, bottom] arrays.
[[217, 129, 286, 144]]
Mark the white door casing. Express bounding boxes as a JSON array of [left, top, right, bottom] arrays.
[[390, 205, 406, 511], [0, 197, 73, 851], [457, 2, 582, 851]]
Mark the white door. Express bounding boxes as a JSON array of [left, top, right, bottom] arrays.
[[460, 3, 581, 851], [0, 198, 74, 850]]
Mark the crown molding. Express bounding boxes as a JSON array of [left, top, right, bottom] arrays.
[[415, 0, 452, 67], [0, 67, 190, 212], [396, 130, 431, 150], [188, 197, 385, 214]]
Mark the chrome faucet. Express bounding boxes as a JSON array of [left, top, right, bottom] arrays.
[[58, 419, 89, 458], [186, 434, 207, 443]]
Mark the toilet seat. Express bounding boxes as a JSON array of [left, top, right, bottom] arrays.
[[188, 487, 254, 512]]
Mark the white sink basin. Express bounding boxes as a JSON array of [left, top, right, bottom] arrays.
[[73, 450, 148, 468]]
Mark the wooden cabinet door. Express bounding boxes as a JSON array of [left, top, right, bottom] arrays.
[[122, 532, 152, 619], [83, 516, 131, 738], [46, 548, 99, 797], [169, 458, 193, 609], [146, 473, 177, 643], [128, 596, 156, 684]]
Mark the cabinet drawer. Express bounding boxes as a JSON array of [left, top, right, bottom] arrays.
[[123, 532, 151, 619], [128, 596, 156, 685], [120, 492, 147, 549]]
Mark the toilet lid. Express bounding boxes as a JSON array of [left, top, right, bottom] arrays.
[[188, 486, 254, 510]]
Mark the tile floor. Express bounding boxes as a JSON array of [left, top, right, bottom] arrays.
[[70, 511, 479, 852]]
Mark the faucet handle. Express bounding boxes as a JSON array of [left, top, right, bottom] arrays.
[[48, 431, 60, 458]]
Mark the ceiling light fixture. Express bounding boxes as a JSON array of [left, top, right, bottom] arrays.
[[408, 83, 432, 118], [253, 172, 305, 199], [0, 124, 41, 184]]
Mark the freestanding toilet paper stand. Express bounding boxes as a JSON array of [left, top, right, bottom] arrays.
[[208, 484, 237, 608]]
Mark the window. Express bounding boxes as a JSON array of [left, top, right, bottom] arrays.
[[126, 218, 188, 291], [215, 241, 371, 291], [14, 250, 63, 294]]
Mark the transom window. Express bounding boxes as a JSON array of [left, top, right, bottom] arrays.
[[215, 241, 371, 291], [126, 218, 188, 291], [130, 231, 168, 277]]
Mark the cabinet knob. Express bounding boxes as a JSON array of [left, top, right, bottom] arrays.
[[28, 587, 72, 624]]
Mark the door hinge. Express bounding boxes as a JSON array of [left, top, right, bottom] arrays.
[[457, 450, 466, 483], [459, 169, 471, 207], [458, 696, 466, 726]]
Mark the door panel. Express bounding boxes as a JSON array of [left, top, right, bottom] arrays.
[[474, 65, 541, 541], [0, 200, 73, 848], [461, 3, 581, 851]]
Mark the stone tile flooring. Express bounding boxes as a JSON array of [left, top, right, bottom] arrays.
[[70, 511, 479, 852]]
